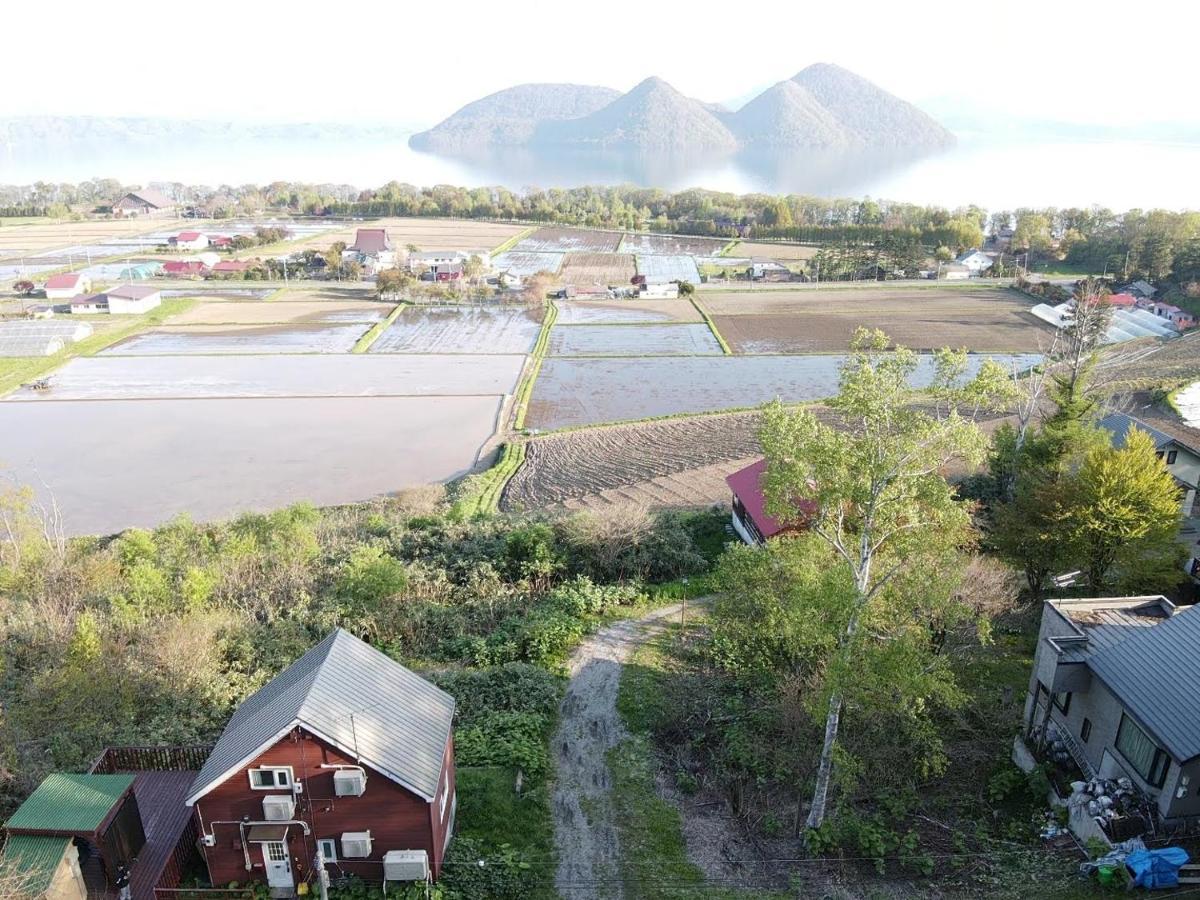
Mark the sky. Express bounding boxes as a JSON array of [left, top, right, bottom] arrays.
[[5, 0, 1199, 129]]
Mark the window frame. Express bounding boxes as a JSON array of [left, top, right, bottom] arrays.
[[1166, 449, 1178, 465], [1052, 691, 1072, 714], [1081, 718, 1092, 743], [248, 766, 294, 791], [1115, 714, 1170, 788], [318, 839, 338, 864]]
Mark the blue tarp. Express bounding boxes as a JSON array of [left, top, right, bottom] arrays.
[[1126, 847, 1190, 889]]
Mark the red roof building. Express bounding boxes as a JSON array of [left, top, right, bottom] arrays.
[[211, 260, 252, 274], [209, 235, 234, 248], [176, 231, 202, 242], [1106, 293, 1138, 307], [45, 273, 83, 290], [725, 458, 813, 545], [349, 228, 391, 254], [161, 260, 208, 277]]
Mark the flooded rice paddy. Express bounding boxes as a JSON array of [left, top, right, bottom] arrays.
[[526, 353, 1042, 429], [101, 323, 373, 354], [548, 324, 723, 356], [369, 305, 543, 354]]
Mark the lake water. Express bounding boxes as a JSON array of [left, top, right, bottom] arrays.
[[4, 133, 1200, 209]]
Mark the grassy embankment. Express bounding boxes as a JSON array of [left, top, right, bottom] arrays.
[[0, 297, 196, 396], [513, 301, 558, 431], [489, 225, 537, 256], [689, 296, 732, 355], [351, 303, 405, 353], [450, 442, 528, 518]]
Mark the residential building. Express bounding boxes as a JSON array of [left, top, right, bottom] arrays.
[[169, 231, 209, 251], [939, 262, 971, 280], [638, 282, 679, 299], [106, 284, 163, 314], [1124, 280, 1158, 301], [185, 629, 457, 893], [112, 189, 176, 218], [44, 273, 91, 300], [70, 293, 110, 314], [160, 261, 208, 278], [407, 250, 486, 271], [1152, 302, 1196, 329], [955, 249, 994, 275], [725, 459, 813, 545], [1099, 411, 1200, 516], [211, 260, 253, 277], [1023, 596, 1200, 824]]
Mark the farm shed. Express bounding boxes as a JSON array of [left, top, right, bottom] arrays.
[[0, 834, 88, 900], [939, 263, 971, 280], [70, 293, 109, 315], [725, 459, 812, 545], [44, 273, 91, 300], [211, 260, 253, 276], [186, 628, 457, 892], [106, 284, 162, 314], [2, 773, 146, 894], [113, 189, 176, 218], [160, 260, 208, 278]]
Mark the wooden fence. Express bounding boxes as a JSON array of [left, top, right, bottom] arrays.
[[88, 745, 213, 774]]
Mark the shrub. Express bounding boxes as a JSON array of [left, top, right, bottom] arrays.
[[441, 837, 535, 900]]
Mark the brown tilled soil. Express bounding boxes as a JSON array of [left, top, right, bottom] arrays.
[[1097, 331, 1200, 396], [556, 457, 757, 512], [560, 252, 636, 287], [729, 241, 819, 261], [501, 411, 765, 510]]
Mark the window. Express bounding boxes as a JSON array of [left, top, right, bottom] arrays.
[[1115, 714, 1170, 788], [1156, 451, 1165, 460], [1167, 450, 1178, 465], [1081, 718, 1092, 743], [1053, 692, 1072, 714], [439, 769, 451, 821], [317, 839, 337, 863], [249, 766, 293, 790]]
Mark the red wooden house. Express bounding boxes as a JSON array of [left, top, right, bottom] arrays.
[[725, 458, 814, 545], [184, 629, 456, 895]]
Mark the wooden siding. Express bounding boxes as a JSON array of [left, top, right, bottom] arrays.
[[194, 727, 453, 888]]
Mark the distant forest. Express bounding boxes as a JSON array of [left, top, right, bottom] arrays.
[[3, 178, 1200, 293]]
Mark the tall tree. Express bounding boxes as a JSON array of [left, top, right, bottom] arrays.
[[758, 329, 989, 830]]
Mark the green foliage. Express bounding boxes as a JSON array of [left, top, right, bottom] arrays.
[[335, 545, 409, 607], [441, 838, 534, 900]]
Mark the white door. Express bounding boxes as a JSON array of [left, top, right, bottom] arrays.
[[262, 841, 293, 889]]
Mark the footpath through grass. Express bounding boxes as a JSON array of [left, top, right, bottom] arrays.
[[0, 297, 196, 396]]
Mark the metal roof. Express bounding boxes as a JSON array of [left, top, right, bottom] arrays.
[[1087, 604, 1200, 762], [5, 773, 135, 835], [120, 189, 174, 209], [1098, 411, 1176, 450], [0, 834, 71, 894], [186, 629, 455, 805]]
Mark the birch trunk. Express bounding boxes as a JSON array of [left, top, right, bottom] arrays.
[[805, 690, 843, 830]]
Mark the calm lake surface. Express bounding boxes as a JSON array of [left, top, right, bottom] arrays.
[[4, 134, 1200, 209]]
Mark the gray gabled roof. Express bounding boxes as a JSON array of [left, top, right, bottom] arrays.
[[1098, 411, 1176, 450], [1087, 605, 1200, 762], [120, 188, 175, 209], [186, 629, 454, 804]]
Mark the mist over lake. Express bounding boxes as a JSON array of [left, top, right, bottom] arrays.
[[3, 132, 1199, 209]]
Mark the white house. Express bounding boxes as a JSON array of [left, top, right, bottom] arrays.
[[955, 249, 994, 275], [69, 293, 109, 314], [1098, 412, 1200, 517], [44, 273, 91, 300], [940, 263, 971, 281], [170, 231, 210, 251], [407, 250, 488, 271], [105, 284, 163, 314], [639, 282, 679, 299]]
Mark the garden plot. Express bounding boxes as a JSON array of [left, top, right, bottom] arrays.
[[559, 252, 636, 287], [370, 305, 543, 354], [491, 250, 566, 277], [555, 299, 703, 325], [701, 287, 1049, 353], [619, 233, 728, 256], [18, 354, 525, 400], [525, 353, 1040, 429], [166, 301, 389, 326], [636, 255, 701, 284], [100, 323, 371, 355], [513, 227, 623, 253], [0, 395, 502, 537], [548, 324, 722, 357]]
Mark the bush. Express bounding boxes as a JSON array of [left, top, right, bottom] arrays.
[[433, 663, 561, 724], [441, 837, 535, 900], [455, 711, 550, 776]]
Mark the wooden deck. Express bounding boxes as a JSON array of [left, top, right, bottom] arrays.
[[81, 770, 198, 900]]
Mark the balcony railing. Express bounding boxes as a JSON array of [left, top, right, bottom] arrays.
[[88, 745, 214, 774]]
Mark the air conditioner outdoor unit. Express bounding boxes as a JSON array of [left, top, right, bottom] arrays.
[[341, 831, 372, 859], [383, 849, 429, 882], [333, 769, 367, 797], [262, 795, 296, 822]]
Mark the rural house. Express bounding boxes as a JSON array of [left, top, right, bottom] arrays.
[[939, 262, 971, 280], [1124, 279, 1158, 301], [725, 459, 813, 545], [161, 260, 208, 278], [955, 249, 994, 275], [1152, 302, 1196, 329], [185, 629, 457, 894], [1105, 293, 1139, 308], [112, 189, 176, 218], [105, 284, 163, 314], [1023, 597, 1200, 825], [407, 250, 486, 271], [43, 273, 91, 300], [169, 231, 209, 251], [211, 260, 254, 277], [1098, 412, 1200, 517], [70, 293, 109, 314]]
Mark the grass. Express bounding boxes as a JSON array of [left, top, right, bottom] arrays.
[[513, 301, 557, 431], [351, 302, 404, 353], [452, 766, 557, 899], [451, 441, 527, 518], [489, 225, 537, 256], [0, 297, 196, 396], [690, 296, 732, 355]]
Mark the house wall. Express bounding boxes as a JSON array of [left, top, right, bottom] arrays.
[[194, 727, 452, 888], [1165, 447, 1200, 494], [108, 295, 161, 315], [43, 842, 87, 900]]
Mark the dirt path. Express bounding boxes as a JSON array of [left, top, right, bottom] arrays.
[[552, 603, 688, 899]]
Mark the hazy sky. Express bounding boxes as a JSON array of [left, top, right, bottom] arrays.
[[6, 0, 1197, 128]]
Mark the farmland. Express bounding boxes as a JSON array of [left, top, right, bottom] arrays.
[[490, 250, 565, 276], [548, 323, 723, 357], [635, 254, 701, 284], [230, 217, 527, 258], [524, 353, 1041, 429], [559, 251, 636, 287], [619, 232, 728, 256], [514, 226, 623, 253], [166, 300, 387, 325], [101, 323, 374, 354], [369, 305, 543, 354], [555, 298, 704, 324], [728, 241, 819, 261], [502, 410, 764, 510], [700, 286, 1052, 353]]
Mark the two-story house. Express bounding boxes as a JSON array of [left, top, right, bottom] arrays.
[[184, 629, 456, 895], [1098, 412, 1200, 517], [1024, 596, 1200, 824]]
